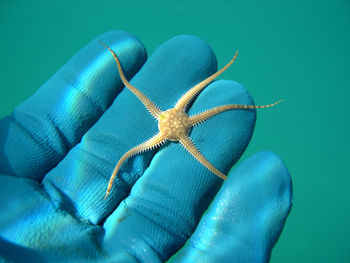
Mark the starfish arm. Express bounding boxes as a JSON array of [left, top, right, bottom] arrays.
[[104, 132, 167, 198], [99, 41, 162, 119], [189, 100, 284, 126], [174, 51, 238, 110], [179, 136, 227, 180]]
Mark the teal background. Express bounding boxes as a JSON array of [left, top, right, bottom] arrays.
[[0, 0, 349, 262]]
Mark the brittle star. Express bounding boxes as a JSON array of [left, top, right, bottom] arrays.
[[99, 41, 283, 199]]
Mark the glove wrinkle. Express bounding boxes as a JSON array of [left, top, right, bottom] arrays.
[[43, 180, 79, 219]]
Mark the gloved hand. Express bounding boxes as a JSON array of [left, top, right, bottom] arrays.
[[0, 31, 292, 263]]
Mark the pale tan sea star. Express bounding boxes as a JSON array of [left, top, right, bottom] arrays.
[[100, 41, 282, 199]]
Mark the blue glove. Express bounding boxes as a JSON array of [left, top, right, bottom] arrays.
[[0, 31, 292, 263]]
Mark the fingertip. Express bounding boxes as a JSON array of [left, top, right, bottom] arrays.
[[225, 150, 293, 243], [131, 34, 217, 110], [235, 150, 292, 201], [55, 30, 147, 98], [187, 79, 257, 173]]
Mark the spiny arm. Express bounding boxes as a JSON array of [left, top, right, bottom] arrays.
[[179, 136, 227, 180], [99, 41, 162, 119], [189, 100, 284, 125], [174, 51, 238, 110], [104, 133, 166, 198]]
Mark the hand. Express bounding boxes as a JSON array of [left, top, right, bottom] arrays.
[[0, 31, 292, 263]]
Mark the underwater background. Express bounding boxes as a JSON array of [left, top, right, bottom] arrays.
[[0, 0, 349, 262]]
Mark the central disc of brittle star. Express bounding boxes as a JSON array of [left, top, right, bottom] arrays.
[[158, 109, 191, 141], [99, 40, 282, 198]]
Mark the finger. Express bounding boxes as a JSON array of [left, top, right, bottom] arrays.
[[103, 79, 257, 261], [170, 151, 292, 263], [43, 35, 218, 224], [0, 31, 147, 181]]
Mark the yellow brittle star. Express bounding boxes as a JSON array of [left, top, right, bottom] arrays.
[[100, 41, 282, 199]]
